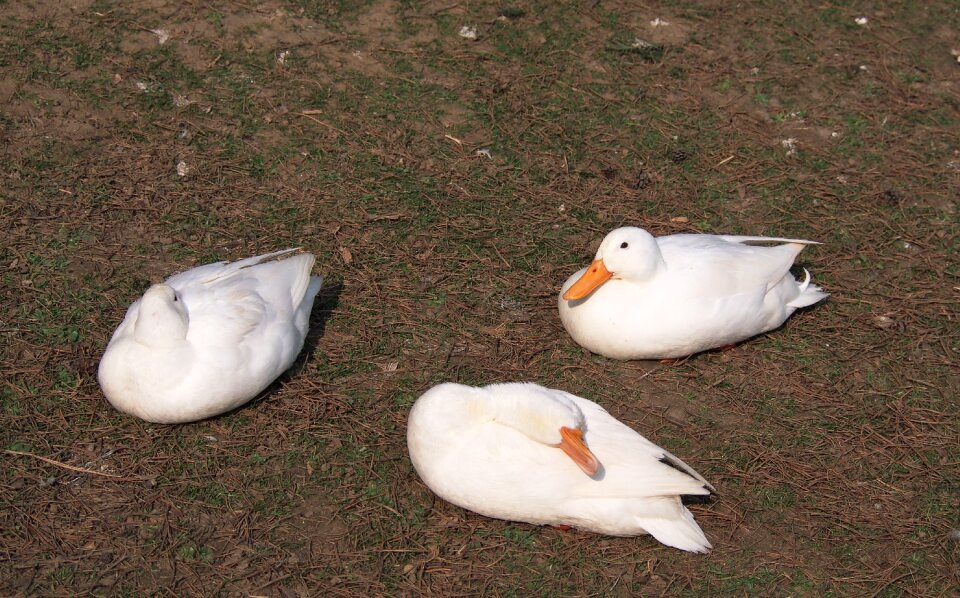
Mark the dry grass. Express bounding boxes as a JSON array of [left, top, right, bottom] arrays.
[[1, 0, 958, 595]]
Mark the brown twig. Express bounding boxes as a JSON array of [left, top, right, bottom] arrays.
[[4, 449, 142, 481]]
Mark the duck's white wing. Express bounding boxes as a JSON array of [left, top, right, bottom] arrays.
[[562, 394, 714, 552], [715, 235, 820, 246], [657, 234, 813, 296], [183, 286, 267, 347], [565, 394, 714, 497], [174, 250, 317, 368], [164, 248, 302, 288], [232, 252, 317, 315]]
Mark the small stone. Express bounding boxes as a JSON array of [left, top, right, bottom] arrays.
[[632, 170, 651, 189], [664, 405, 689, 425], [151, 28, 170, 45], [880, 189, 902, 205], [873, 315, 895, 330], [781, 138, 799, 157]]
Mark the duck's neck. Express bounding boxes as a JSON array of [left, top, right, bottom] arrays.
[[484, 384, 581, 447], [617, 251, 666, 287]]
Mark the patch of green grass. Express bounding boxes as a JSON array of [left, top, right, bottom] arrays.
[[52, 366, 78, 392], [697, 564, 780, 594], [754, 393, 798, 418], [758, 484, 797, 509], [19, 139, 59, 179], [502, 525, 537, 547], [0, 385, 23, 416], [207, 9, 225, 33], [22, 297, 84, 344], [7, 440, 33, 453], [288, 0, 377, 24], [175, 541, 214, 563], [604, 31, 665, 62], [48, 564, 75, 585], [253, 489, 297, 517], [130, 45, 206, 107], [817, 7, 858, 32], [184, 481, 235, 508], [718, 439, 752, 470]]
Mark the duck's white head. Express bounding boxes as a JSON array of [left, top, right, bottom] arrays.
[[562, 227, 662, 301], [133, 284, 189, 346], [470, 383, 601, 476]]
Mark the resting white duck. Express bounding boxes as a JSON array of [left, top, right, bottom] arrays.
[[98, 249, 322, 424], [558, 227, 828, 360], [407, 382, 715, 553]]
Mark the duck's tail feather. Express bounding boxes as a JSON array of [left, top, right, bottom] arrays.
[[281, 253, 318, 307], [302, 274, 323, 313], [306, 275, 324, 302], [719, 235, 821, 247], [658, 453, 717, 493], [787, 268, 829, 308], [637, 504, 712, 553], [239, 247, 303, 268], [224, 250, 319, 309], [181, 248, 304, 286]]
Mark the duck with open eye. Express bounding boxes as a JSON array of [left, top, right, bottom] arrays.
[[559, 227, 828, 360]]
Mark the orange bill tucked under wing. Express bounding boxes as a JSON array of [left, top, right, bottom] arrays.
[[558, 426, 600, 476], [562, 259, 612, 301]]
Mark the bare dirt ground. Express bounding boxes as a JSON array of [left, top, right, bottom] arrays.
[[1, 0, 957, 595]]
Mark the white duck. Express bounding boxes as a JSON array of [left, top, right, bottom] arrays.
[[98, 249, 322, 423], [407, 382, 715, 553], [558, 227, 828, 360]]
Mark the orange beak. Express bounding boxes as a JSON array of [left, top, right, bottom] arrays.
[[558, 426, 600, 476], [562, 259, 612, 301]]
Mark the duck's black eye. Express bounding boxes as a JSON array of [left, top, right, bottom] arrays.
[[173, 295, 178, 302], [620, 242, 629, 249]]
